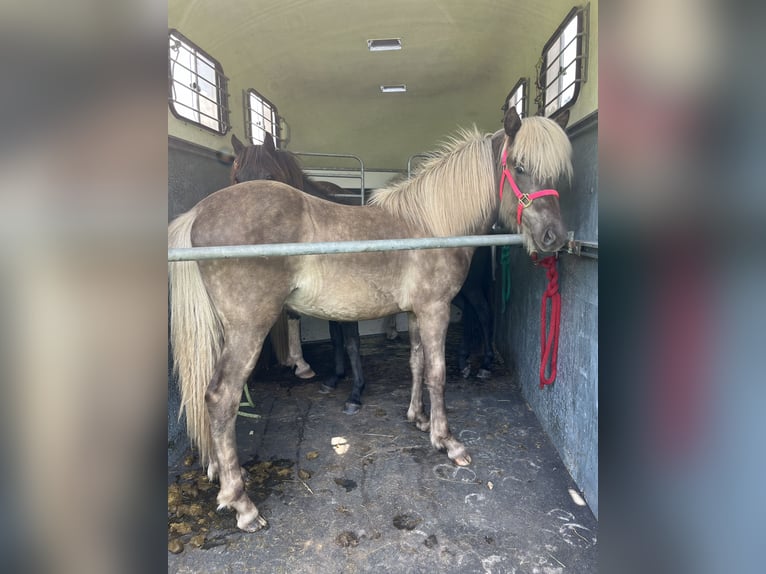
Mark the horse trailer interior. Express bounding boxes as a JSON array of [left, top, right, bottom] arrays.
[[168, 1, 598, 571]]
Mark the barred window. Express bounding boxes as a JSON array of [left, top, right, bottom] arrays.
[[168, 29, 229, 134], [503, 78, 528, 118], [538, 6, 588, 116], [246, 89, 279, 147]]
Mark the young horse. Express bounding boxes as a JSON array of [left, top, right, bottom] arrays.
[[168, 107, 572, 531], [230, 133, 367, 415]]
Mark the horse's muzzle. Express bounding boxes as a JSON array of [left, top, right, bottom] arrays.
[[540, 225, 567, 252]]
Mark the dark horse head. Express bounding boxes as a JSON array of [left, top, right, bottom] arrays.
[[230, 133, 305, 189], [230, 133, 346, 200]]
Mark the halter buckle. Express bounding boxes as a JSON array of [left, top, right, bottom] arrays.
[[518, 194, 533, 208]]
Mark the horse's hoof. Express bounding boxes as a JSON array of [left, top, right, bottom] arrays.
[[319, 384, 335, 394], [416, 419, 431, 432], [239, 514, 268, 532], [343, 402, 361, 415], [460, 366, 471, 379], [453, 453, 472, 466], [294, 366, 316, 379], [476, 369, 491, 380]]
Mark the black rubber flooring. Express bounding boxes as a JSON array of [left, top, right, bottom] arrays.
[[168, 328, 597, 573]]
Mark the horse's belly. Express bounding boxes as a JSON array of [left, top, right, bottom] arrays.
[[286, 285, 402, 321], [285, 257, 409, 321]]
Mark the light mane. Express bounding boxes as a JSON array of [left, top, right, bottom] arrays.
[[508, 116, 573, 185], [369, 127, 495, 237]]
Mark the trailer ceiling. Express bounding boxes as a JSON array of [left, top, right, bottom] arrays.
[[169, 0, 585, 170]]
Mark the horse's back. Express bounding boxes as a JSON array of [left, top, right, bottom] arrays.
[[190, 180, 413, 246], [190, 181, 311, 247]]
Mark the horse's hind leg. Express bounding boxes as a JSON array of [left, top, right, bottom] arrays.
[[320, 321, 345, 393], [452, 293, 472, 378], [287, 314, 315, 379], [417, 304, 471, 466], [206, 325, 272, 532], [384, 314, 399, 341], [406, 313, 430, 431], [341, 322, 365, 415]]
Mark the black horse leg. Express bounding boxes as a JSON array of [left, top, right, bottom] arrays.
[[341, 322, 365, 415], [319, 321, 346, 393], [463, 287, 494, 379], [452, 293, 472, 378]]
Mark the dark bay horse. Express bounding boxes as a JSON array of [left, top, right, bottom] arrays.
[[230, 133, 367, 415], [453, 245, 495, 379], [168, 107, 572, 531]]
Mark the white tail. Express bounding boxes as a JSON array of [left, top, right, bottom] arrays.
[[168, 209, 222, 468]]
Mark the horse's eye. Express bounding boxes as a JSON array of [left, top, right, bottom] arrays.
[[265, 175, 274, 180], [515, 165, 525, 175]]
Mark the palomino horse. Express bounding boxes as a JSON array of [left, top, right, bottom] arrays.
[[168, 108, 572, 531], [230, 133, 367, 414]]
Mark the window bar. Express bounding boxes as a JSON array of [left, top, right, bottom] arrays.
[[542, 32, 585, 77], [168, 101, 222, 126], [543, 56, 586, 92]]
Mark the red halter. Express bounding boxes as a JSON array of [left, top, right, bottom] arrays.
[[499, 144, 560, 226]]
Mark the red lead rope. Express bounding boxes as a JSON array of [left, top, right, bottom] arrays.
[[536, 255, 561, 388]]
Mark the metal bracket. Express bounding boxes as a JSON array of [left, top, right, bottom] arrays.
[[564, 231, 599, 259]]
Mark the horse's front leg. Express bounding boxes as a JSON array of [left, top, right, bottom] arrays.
[[206, 328, 269, 532], [465, 289, 493, 379], [341, 322, 365, 415], [418, 305, 471, 466], [406, 313, 430, 431], [384, 314, 400, 341], [286, 313, 315, 379], [319, 320, 345, 393]]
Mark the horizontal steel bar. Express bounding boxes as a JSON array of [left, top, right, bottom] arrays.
[[293, 151, 364, 161], [303, 172, 360, 179], [293, 151, 365, 205], [168, 234, 525, 262]]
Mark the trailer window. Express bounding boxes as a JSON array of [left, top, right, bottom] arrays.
[[537, 6, 588, 116], [246, 89, 279, 147], [168, 30, 229, 134], [503, 78, 528, 118]]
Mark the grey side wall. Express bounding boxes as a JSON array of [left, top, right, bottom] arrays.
[[494, 113, 598, 517], [168, 136, 233, 463], [168, 136, 233, 220]]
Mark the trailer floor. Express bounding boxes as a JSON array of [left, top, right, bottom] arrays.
[[168, 330, 598, 573]]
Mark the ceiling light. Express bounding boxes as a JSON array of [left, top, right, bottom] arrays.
[[367, 38, 402, 51], [380, 84, 407, 93]]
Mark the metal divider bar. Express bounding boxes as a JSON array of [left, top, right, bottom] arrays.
[[169, 234, 525, 262], [293, 152, 365, 205]]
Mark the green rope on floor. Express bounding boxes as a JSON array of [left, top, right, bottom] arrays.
[[238, 384, 261, 419], [500, 245, 511, 313]]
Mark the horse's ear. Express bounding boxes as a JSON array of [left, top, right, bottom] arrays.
[[503, 107, 522, 141], [263, 133, 276, 151], [551, 108, 570, 130], [231, 134, 245, 154]]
